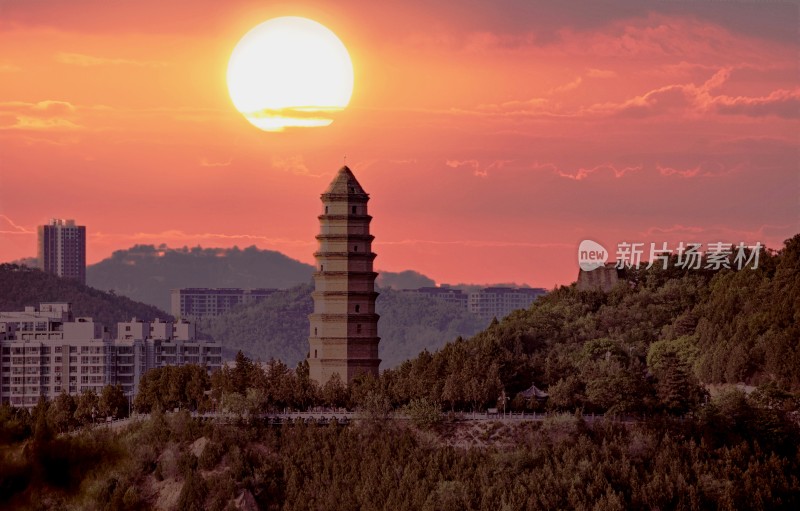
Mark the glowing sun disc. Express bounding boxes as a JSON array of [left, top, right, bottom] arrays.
[[227, 17, 354, 132]]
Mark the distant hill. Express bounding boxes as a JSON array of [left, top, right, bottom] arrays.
[[0, 264, 172, 335], [86, 245, 441, 311], [86, 245, 316, 311], [10, 257, 37, 268], [375, 270, 435, 289], [198, 285, 488, 368]]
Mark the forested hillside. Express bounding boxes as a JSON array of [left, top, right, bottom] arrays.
[[382, 235, 800, 414], [198, 286, 487, 368], [2, 401, 797, 510], [0, 264, 172, 333]]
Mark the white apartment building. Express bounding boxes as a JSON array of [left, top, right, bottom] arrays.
[[467, 287, 546, 320], [400, 286, 546, 321], [0, 303, 222, 407], [171, 287, 277, 320]]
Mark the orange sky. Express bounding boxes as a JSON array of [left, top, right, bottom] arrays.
[[1, 0, 798, 287]]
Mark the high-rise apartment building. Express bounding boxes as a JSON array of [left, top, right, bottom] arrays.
[[38, 219, 86, 285], [308, 166, 380, 385]]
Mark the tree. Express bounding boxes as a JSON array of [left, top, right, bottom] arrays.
[[547, 375, 586, 412], [222, 392, 248, 419], [232, 351, 256, 395], [99, 384, 129, 419], [74, 389, 99, 425], [404, 398, 442, 428], [185, 365, 211, 412], [582, 359, 651, 416], [264, 358, 294, 410], [48, 391, 77, 433], [0, 403, 32, 444], [653, 351, 706, 415], [321, 373, 348, 409], [31, 396, 52, 443], [441, 372, 465, 411], [293, 360, 319, 410]]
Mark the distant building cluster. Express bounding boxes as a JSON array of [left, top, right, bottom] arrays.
[[38, 218, 86, 285], [0, 303, 222, 408], [171, 288, 278, 320], [403, 286, 546, 320]]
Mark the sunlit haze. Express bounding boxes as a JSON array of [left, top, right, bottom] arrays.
[[0, 0, 797, 288]]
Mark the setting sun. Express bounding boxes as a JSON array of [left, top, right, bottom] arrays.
[[226, 16, 354, 132]]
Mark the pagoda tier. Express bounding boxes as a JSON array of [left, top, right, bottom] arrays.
[[308, 166, 380, 384]]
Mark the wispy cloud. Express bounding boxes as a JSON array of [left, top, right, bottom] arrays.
[[90, 230, 315, 246], [713, 88, 800, 119], [532, 162, 642, 181], [0, 100, 82, 131], [586, 68, 617, 79], [378, 239, 573, 249], [445, 159, 513, 177], [549, 76, 582, 94], [587, 68, 800, 120], [0, 63, 20, 73], [656, 161, 738, 178], [0, 215, 34, 235], [271, 156, 323, 177], [199, 157, 233, 168], [55, 52, 167, 68]]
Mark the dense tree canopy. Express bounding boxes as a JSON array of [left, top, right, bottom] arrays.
[[380, 235, 800, 415]]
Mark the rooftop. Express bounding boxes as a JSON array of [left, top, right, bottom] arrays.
[[323, 165, 368, 196]]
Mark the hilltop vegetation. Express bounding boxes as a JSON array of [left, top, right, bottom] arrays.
[[381, 234, 800, 414], [0, 264, 171, 333], [198, 286, 487, 368]]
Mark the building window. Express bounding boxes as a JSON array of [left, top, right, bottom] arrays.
[[356, 324, 362, 333], [325, 206, 328, 214], [351, 206, 357, 214], [314, 350, 317, 358], [353, 245, 358, 252], [314, 327, 317, 336], [355, 305, 360, 313], [320, 265, 324, 271]]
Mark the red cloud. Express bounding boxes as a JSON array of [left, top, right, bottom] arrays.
[[531, 162, 642, 181], [589, 68, 799, 119], [713, 89, 800, 119]]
